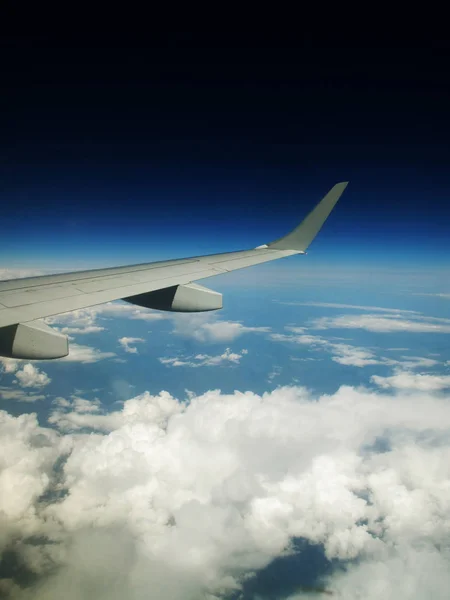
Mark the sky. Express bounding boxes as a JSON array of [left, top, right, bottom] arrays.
[[1, 24, 450, 600]]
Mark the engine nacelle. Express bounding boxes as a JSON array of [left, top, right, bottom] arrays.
[[124, 283, 222, 313], [0, 320, 69, 359]]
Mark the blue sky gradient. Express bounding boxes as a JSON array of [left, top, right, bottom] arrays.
[[1, 27, 450, 600]]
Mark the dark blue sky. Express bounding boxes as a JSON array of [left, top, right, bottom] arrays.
[[1, 30, 450, 269]]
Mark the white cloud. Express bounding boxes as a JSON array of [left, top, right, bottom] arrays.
[[0, 410, 63, 555], [414, 292, 450, 299], [118, 337, 146, 354], [397, 355, 440, 368], [281, 301, 420, 314], [1, 383, 450, 597], [0, 387, 46, 403], [0, 358, 20, 373], [268, 366, 282, 382], [271, 327, 443, 372], [45, 302, 166, 339], [14, 364, 51, 388], [48, 410, 122, 433], [60, 343, 116, 363], [160, 348, 248, 368], [171, 313, 270, 342], [372, 371, 450, 391], [330, 343, 381, 367], [72, 397, 101, 413], [270, 328, 384, 368], [92, 302, 167, 321], [0, 268, 46, 280], [311, 314, 450, 334]]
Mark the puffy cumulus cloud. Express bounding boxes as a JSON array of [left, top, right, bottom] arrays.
[[0, 411, 65, 555], [311, 313, 450, 334], [160, 348, 248, 368], [372, 370, 450, 391], [53, 396, 101, 413], [171, 313, 271, 342], [1, 384, 450, 598], [14, 364, 51, 388], [0, 357, 21, 374], [326, 544, 450, 600], [118, 337, 146, 354]]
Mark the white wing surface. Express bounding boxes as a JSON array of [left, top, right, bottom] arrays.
[[0, 182, 347, 359]]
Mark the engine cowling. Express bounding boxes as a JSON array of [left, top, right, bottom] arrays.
[[124, 283, 222, 312], [0, 320, 69, 359]]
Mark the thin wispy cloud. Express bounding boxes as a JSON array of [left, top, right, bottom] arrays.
[[160, 348, 248, 368], [279, 301, 420, 314], [372, 371, 450, 391], [270, 327, 441, 371], [311, 314, 450, 334], [0, 387, 46, 403]]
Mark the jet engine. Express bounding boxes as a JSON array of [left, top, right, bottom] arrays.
[[0, 320, 69, 359], [124, 283, 222, 312]]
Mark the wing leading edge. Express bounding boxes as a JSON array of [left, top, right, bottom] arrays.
[[0, 182, 347, 359]]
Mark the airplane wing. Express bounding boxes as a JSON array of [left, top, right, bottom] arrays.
[[0, 182, 348, 359]]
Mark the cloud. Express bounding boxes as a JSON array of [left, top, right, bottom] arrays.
[[0, 387, 46, 403], [14, 364, 51, 388], [271, 327, 443, 371], [63, 396, 102, 413], [311, 314, 450, 333], [372, 371, 450, 391], [60, 344, 116, 363], [268, 366, 282, 382], [0, 358, 21, 373], [270, 328, 384, 368], [92, 302, 167, 321], [1, 383, 450, 597], [397, 355, 440, 368], [281, 301, 420, 314], [48, 409, 122, 433], [0, 410, 63, 556], [414, 292, 450, 299], [46, 303, 269, 349], [172, 313, 271, 342], [118, 337, 146, 354], [160, 348, 248, 368], [0, 268, 46, 280], [330, 343, 381, 367], [45, 302, 167, 337]]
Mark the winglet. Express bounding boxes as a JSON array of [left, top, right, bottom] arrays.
[[267, 182, 348, 252]]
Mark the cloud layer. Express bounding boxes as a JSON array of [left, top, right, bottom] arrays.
[[1, 382, 450, 598]]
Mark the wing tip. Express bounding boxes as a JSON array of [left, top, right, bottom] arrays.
[[267, 181, 348, 251]]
